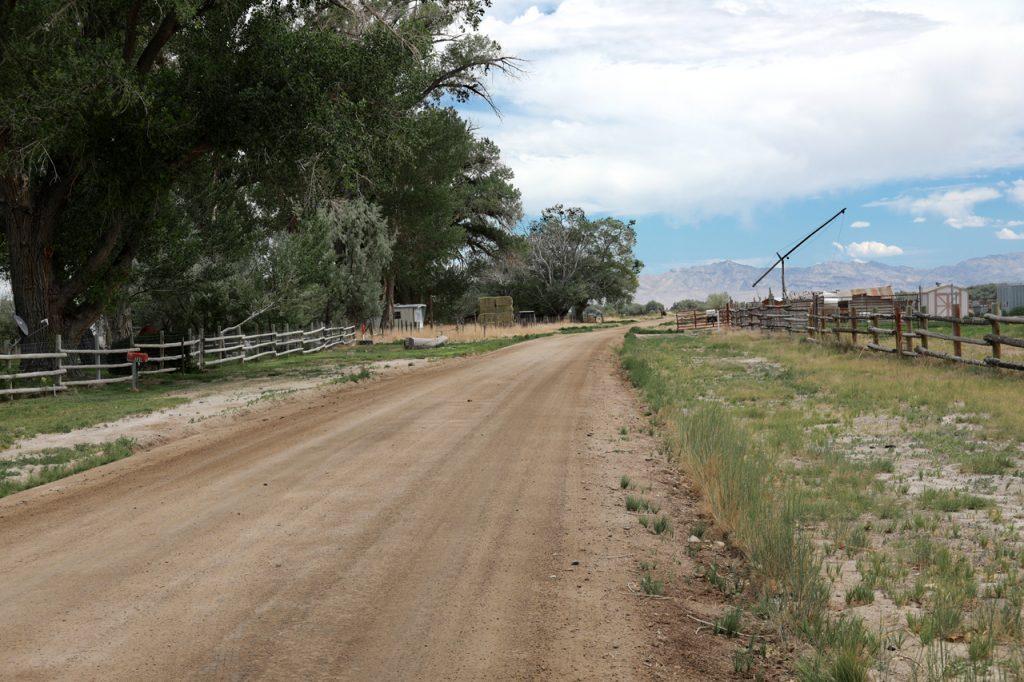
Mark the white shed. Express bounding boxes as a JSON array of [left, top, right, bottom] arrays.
[[919, 283, 969, 318], [394, 304, 426, 329]]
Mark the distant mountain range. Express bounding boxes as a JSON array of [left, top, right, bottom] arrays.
[[636, 252, 1024, 304]]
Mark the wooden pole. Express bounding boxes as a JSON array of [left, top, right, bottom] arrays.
[[3, 340, 12, 400], [54, 334, 63, 396], [851, 304, 858, 345], [952, 304, 962, 359], [894, 308, 903, 356], [95, 332, 102, 383], [990, 316, 1002, 360]]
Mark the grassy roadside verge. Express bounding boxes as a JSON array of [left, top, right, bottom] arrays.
[[0, 334, 549, 450], [620, 330, 1024, 680], [0, 438, 136, 498]]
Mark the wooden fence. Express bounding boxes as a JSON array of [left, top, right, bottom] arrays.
[[1, 324, 356, 399], [730, 299, 1024, 373], [676, 308, 731, 332]]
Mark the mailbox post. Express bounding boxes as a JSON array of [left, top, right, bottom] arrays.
[[126, 351, 149, 391]]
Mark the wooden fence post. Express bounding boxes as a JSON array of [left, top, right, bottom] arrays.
[[952, 304, 962, 359], [808, 296, 816, 340], [199, 326, 206, 370], [54, 334, 63, 395], [851, 305, 858, 345], [919, 314, 928, 351], [989, 316, 1002, 360], [894, 308, 903, 356], [3, 340, 11, 400], [870, 314, 880, 347], [158, 330, 165, 372], [819, 297, 826, 338], [94, 332, 102, 383]]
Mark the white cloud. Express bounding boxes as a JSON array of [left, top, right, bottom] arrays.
[[913, 216, 927, 223], [850, 220, 870, 228], [945, 215, 990, 229], [996, 227, 1024, 240], [834, 240, 904, 257], [1010, 179, 1024, 204], [473, 1, 1024, 217], [868, 186, 1001, 229]]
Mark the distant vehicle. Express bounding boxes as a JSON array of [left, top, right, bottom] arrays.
[[705, 309, 719, 324]]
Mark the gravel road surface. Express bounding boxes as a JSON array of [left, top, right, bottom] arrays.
[[0, 328, 671, 681]]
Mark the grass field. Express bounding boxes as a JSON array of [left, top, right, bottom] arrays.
[[621, 329, 1024, 680], [0, 334, 549, 451]]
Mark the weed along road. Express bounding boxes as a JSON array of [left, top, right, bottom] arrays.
[[0, 327, 665, 681]]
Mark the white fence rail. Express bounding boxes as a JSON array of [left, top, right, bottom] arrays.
[[2, 324, 357, 399]]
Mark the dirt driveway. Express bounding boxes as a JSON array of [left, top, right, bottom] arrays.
[[0, 327, 737, 681]]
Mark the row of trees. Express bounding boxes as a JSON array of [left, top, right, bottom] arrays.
[[0, 2, 642, 343], [1, 2, 642, 344], [0, 2, 472, 341]]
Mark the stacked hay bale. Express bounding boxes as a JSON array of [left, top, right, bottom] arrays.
[[478, 296, 514, 326]]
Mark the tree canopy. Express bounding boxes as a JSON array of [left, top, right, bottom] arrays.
[[0, 0, 519, 340], [511, 205, 642, 318]]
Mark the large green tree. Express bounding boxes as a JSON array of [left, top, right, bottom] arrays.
[[374, 108, 521, 320], [271, 199, 394, 325], [0, 0, 516, 343], [515, 205, 642, 318]]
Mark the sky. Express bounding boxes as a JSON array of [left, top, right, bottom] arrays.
[[459, 0, 1024, 274]]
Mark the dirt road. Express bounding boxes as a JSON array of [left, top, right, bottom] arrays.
[[0, 327, 699, 681]]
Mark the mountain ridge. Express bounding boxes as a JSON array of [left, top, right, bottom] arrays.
[[635, 253, 1024, 303]]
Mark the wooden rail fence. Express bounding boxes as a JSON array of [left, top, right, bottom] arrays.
[[1, 324, 356, 399], [730, 299, 1024, 373], [676, 308, 731, 332]]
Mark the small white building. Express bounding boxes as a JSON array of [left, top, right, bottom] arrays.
[[394, 304, 426, 329], [919, 283, 969, 318]]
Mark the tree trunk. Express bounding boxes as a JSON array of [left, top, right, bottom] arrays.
[[574, 300, 589, 322], [3, 170, 115, 352], [109, 298, 135, 344], [3, 196, 62, 345], [2, 166, 126, 350]]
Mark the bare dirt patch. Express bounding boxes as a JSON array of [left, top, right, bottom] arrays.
[[568, 346, 792, 680], [0, 359, 427, 460]]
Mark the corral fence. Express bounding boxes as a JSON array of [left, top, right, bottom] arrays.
[[730, 295, 1024, 373], [675, 308, 731, 332], [1, 323, 356, 399]]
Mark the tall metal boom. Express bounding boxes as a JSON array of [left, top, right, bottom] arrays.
[[751, 207, 847, 293]]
